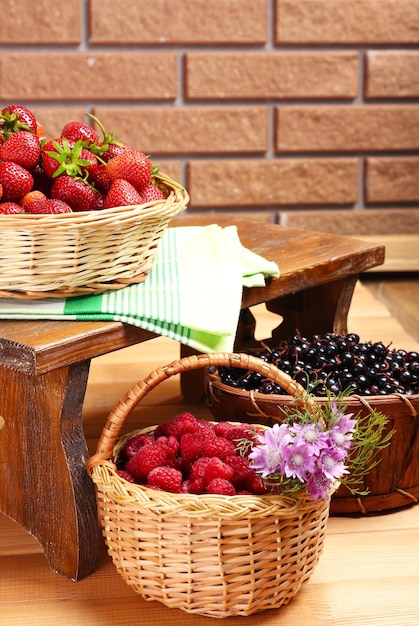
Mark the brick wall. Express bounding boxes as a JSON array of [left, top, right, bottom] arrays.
[[1, 0, 418, 224]]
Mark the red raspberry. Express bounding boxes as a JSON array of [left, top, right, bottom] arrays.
[[153, 422, 170, 438], [246, 473, 271, 495], [195, 420, 217, 440], [206, 478, 236, 496], [190, 456, 212, 481], [126, 442, 168, 482], [116, 470, 136, 483], [156, 435, 180, 457], [203, 437, 236, 460], [181, 479, 193, 493], [203, 457, 234, 487], [226, 425, 260, 450], [147, 466, 183, 493], [124, 433, 155, 459], [181, 478, 204, 494], [167, 412, 199, 439], [213, 422, 234, 438], [225, 455, 255, 490], [180, 432, 204, 470]]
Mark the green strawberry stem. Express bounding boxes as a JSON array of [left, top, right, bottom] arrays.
[[46, 138, 93, 179], [85, 112, 123, 159], [152, 164, 185, 190]]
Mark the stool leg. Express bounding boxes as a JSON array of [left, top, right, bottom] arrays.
[[0, 361, 98, 581], [266, 276, 358, 342]]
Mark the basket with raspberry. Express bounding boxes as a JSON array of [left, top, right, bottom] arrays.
[[87, 352, 389, 618], [0, 104, 188, 299]]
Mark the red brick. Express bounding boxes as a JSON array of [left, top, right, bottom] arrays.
[[0, 0, 80, 44], [90, 0, 266, 44], [276, 0, 419, 44], [277, 209, 419, 235], [186, 52, 358, 100], [365, 52, 419, 99], [154, 161, 182, 184], [0, 53, 177, 101], [365, 157, 419, 203], [187, 159, 358, 208], [93, 107, 268, 155], [276, 106, 419, 152]]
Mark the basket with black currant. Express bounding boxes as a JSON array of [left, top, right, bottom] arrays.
[[205, 332, 419, 515]]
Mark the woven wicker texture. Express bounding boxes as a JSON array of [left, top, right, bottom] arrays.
[[88, 353, 331, 618], [205, 370, 419, 515], [0, 175, 188, 299]]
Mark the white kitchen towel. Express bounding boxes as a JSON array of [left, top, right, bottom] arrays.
[[0, 225, 279, 353]]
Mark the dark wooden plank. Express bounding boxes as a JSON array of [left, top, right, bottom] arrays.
[[0, 320, 157, 375]]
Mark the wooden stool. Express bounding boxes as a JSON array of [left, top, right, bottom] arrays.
[[0, 217, 384, 580]]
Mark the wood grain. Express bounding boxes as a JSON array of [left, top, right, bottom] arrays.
[[1, 282, 418, 625]]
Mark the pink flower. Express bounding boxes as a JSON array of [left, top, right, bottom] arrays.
[[306, 470, 334, 501], [317, 447, 349, 480], [290, 422, 329, 455], [282, 442, 317, 482], [329, 414, 357, 451], [248, 422, 292, 478]]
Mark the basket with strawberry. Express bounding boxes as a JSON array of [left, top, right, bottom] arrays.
[[0, 104, 188, 298]]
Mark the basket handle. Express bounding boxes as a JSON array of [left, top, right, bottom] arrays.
[[87, 352, 317, 471]]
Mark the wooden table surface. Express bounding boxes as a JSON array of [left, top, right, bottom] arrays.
[[1, 283, 418, 625], [0, 217, 385, 582]]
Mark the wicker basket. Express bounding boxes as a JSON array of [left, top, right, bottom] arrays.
[[0, 175, 188, 299], [87, 352, 333, 618], [205, 369, 419, 515]]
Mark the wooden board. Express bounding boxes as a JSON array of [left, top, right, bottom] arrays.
[[278, 209, 419, 272]]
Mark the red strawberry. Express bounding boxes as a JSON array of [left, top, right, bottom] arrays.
[[61, 121, 99, 146], [45, 199, 73, 214], [0, 104, 38, 138], [42, 137, 97, 179], [51, 175, 103, 212], [36, 121, 46, 142], [141, 182, 165, 203], [0, 162, 33, 201], [99, 140, 133, 162], [0, 183, 2, 200], [105, 149, 152, 192], [102, 179, 143, 209], [31, 163, 52, 196], [88, 163, 112, 194], [0, 201, 24, 214], [0, 130, 41, 170], [20, 190, 49, 214]]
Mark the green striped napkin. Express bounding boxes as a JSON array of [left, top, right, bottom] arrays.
[[0, 225, 279, 353]]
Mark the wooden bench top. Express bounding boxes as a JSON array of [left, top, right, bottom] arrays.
[[0, 216, 384, 376]]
